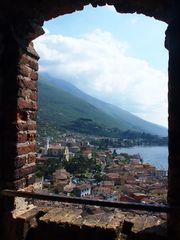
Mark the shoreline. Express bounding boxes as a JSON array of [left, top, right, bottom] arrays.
[[112, 146, 168, 171]]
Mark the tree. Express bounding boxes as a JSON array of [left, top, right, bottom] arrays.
[[35, 158, 64, 178], [64, 152, 88, 175], [63, 151, 102, 179], [112, 149, 117, 158]]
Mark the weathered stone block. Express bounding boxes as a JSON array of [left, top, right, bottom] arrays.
[[16, 143, 36, 155], [14, 156, 27, 168], [17, 75, 37, 91], [17, 121, 36, 131], [17, 132, 28, 143], [28, 153, 36, 164], [19, 65, 33, 79], [21, 165, 36, 177], [30, 70, 38, 81], [13, 178, 27, 189], [18, 88, 32, 99], [27, 132, 36, 142], [17, 111, 28, 123], [30, 91, 38, 101], [18, 98, 37, 111], [27, 42, 40, 59], [28, 111, 37, 121], [19, 54, 38, 71], [14, 165, 35, 179], [27, 173, 36, 185]]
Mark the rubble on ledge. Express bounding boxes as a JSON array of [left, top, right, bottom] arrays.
[[15, 205, 167, 240]]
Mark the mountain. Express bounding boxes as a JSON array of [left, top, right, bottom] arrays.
[[38, 73, 168, 137], [38, 80, 129, 128]]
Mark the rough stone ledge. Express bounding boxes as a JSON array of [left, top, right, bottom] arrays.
[[14, 205, 167, 240]]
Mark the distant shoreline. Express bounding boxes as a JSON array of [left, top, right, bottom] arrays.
[[113, 146, 168, 170]]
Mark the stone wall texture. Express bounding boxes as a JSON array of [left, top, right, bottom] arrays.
[[0, 0, 176, 23], [0, 40, 39, 191], [9, 206, 166, 240]]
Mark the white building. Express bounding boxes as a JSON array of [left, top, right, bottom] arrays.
[[73, 184, 91, 197]]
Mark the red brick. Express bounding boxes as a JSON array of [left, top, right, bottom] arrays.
[[17, 132, 28, 143], [30, 70, 38, 81], [17, 111, 28, 122], [13, 178, 26, 190], [31, 101, 37, 110], [18, 88, 32, 98], [29, 111, 37, 121], [21, 165, 36, 177], [14, 156, 27, 168], [19, 61, 38, 81], [27, 43, 40, 59], [28, 153, 36, 164], [17, 121, 36, 131], [19, 64, 32, 78], [27, 132, 36, 141], [14, 165, 35, 179], [19, 54, 38, 71], [30, 91, 38, 101], [17, 143, 36, 155], [17, 98, 28, 109], [18, 98, 37, 110], [17, 75, 37, 90]]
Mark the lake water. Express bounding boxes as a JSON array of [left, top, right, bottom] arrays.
[[114, 146, 168, 170]]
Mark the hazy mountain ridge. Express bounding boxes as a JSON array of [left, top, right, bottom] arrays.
[[38, 81, 131, 131], [38, 73, 167, 137]]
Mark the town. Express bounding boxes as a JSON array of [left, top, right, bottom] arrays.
[[35, 133, 167, 207]]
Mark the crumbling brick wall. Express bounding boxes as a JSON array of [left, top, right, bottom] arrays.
[[0, 32, 39, 192], [14, 42, 39, 190]]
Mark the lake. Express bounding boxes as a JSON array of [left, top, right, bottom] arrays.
[[114, 146, 168, 170]]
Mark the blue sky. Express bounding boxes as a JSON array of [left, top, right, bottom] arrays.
[[34, 5, 168, 127]]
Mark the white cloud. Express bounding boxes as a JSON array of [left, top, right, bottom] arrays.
[[131, 18, 138, 24], [105, 5, 117, 13], [44, 28, 50, 34], [34, 29, 168, 127]]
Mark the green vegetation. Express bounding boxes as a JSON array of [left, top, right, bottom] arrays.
[[36, 152, 102, 180], [38, 81, 125, 131], [38, 74, 168, 137], [36, 158, 64, 178], [63, 152, 102, 178], [37, 76, 168, 143], [90, 134, 168, 148]]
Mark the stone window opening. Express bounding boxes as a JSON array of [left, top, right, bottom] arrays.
[[34, 4, 168, 205]]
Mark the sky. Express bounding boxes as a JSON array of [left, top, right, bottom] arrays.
[[34, 5, 168, 127]]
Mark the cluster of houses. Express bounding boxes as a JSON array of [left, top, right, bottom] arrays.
[[36, 135, 167, 205], [38, 136, 93, 161], [42, 161, 167, 204]]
